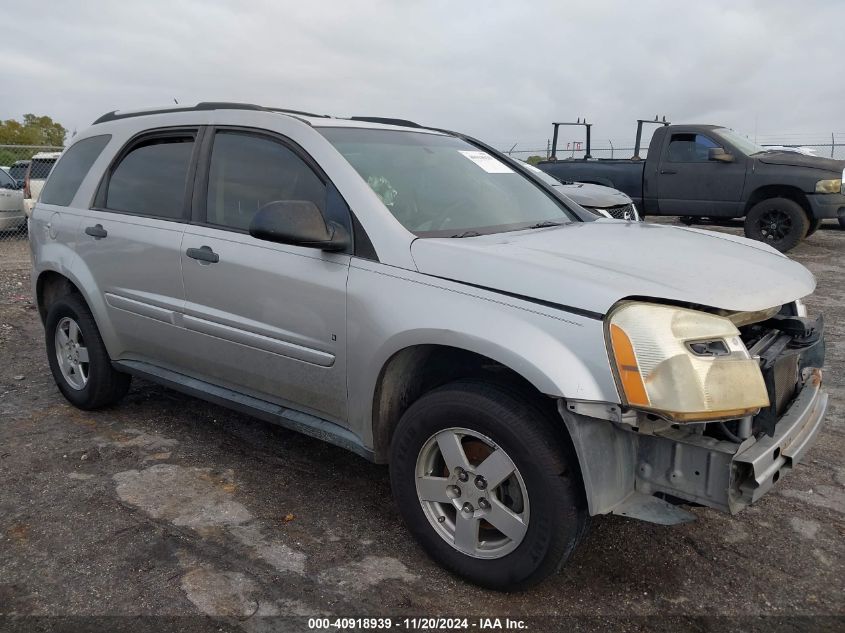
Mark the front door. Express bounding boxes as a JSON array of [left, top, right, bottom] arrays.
[[179, 129, 350, 423], [656, 132, 747, 216]]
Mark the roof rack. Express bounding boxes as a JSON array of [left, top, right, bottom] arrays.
[[92, 102, 330, 125], [349, 116, 422, 128]]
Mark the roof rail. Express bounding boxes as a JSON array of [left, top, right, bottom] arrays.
[[92, 102, 329, 125], [349, 116, 422, 128], [265, 107, 331, 118]]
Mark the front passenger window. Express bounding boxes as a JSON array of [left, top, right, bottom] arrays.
[[205, 131, 326, 231]]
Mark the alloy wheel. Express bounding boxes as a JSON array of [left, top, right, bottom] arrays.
[[415, 427, 529, 559], [54, 316, 90, 390], [759, 209, 792, 242]]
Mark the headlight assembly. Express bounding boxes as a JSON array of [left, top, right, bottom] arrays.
[[815, 178, 842, 194], [606, 302, 769, 422]]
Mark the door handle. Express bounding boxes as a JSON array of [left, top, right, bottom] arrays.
[[186, 245, 220, 264], [85, 224, 108, 239], [660, 169, 678, 175]]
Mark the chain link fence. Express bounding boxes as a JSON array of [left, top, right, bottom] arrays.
[[0, 144, 63, 252]]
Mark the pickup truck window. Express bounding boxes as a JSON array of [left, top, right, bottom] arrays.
[[666, 134, 719, 163], [319, 127, 574, 237]]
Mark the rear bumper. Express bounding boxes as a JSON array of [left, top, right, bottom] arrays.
[[806, 193, 845, 220]]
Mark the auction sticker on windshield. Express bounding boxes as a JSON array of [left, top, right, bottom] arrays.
[[458, 150, 514, 173]]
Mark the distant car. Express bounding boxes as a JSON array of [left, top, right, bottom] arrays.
[[521, 161, 640, 220], [0, 166, 9, 174], [9, 160, 30, 187], [0, 167, 25, 231], [23, 151, 62, 216]]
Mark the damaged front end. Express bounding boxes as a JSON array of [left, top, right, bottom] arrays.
[[562, 303, 828, 525]]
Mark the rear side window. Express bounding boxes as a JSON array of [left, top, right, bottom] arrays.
[[41, 135, 111, 206], [30, 158, 57, 179], [205, 131, 326, 231], [105, 134, 195, 219]]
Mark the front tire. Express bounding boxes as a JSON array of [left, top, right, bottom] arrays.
[[805, 217, 821, 237], [389, 381, 587, 591], [45, 294, 131, 409], [744, 198, 809, 252]]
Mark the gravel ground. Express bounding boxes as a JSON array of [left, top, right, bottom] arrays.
[[0, 221, 843, 632]]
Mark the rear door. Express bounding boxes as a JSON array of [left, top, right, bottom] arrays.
[[74, 129, 200, 369], [655, 131, 747, 216], [179, 128, 350, 423]]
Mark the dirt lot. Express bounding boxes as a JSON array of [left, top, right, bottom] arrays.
[[0, 221, 843, 632]]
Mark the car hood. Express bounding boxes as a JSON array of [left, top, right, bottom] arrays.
[[756, 151, 844, 173], [410, 221, 815, 316], [553, 182, 632, 208]]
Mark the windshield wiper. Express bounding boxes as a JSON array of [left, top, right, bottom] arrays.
[[526, 221, 566, 229], [450, 230, 483, 238]]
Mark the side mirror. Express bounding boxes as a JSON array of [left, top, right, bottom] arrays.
[[708, 147, 734, 163], [249, 200, 349, 251]]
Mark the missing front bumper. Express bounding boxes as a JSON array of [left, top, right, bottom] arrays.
[[561, 367, 828, 522]]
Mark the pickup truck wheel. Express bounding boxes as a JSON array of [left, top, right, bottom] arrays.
[[744, 198, 809, 252], [390, 381, 587, 590], [805, 217, 821, 237], [45, 294, 131, 410]]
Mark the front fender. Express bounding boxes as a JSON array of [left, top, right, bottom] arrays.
[[345, 262, 620, 450]]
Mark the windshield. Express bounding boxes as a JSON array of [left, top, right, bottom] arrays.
[[713, 128, 766, 156], [318, 127, 574, 236]]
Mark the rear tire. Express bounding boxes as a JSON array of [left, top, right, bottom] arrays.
[[45, 294, 131, 409], [839, 216, 845, 230], [806, 217, 821, 237], [389, 381, 588, 591], [744, 198, 809, 252]]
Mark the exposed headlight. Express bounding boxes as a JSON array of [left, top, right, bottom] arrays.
[[606, 302, 769, 422], [815, 178, 841, 194]]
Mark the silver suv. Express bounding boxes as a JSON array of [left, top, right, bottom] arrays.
[[30, 103, 828, 590]]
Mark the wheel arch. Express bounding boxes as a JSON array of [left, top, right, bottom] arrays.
[[370, 343, 574, 464], [36, 269, 82, 325], [34, 264, 118, 358], [744, 185, 812, 219]]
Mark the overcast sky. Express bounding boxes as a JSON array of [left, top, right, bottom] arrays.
[[3, 0, 842, 152]]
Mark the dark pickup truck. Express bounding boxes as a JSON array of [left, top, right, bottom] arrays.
[[538, 121, 845, 252]]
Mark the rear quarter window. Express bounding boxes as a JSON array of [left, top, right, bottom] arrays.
[[40, 135, 111, 206]]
